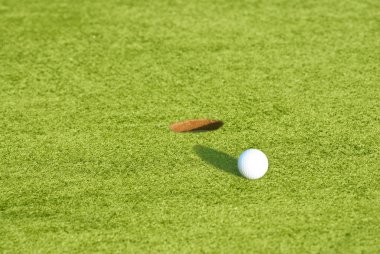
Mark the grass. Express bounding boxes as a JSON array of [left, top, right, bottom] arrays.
[[1, 0, 379, 252]]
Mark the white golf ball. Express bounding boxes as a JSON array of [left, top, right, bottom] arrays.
[[238, 149, 269, 179]]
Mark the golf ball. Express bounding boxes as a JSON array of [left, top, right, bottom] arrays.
[[238, 149, 269, 179]]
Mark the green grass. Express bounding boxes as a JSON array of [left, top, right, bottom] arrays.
[[1, 0, 379, 252]]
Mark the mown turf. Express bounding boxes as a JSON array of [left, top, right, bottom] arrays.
[[1, 0, 379, 253]]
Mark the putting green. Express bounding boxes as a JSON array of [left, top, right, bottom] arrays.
[[1, 0, 379, 252]]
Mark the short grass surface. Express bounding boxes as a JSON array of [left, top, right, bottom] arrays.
[[1, 0, 380, 253]]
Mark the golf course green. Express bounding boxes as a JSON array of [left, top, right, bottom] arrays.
[[1, 0, 379, 252]]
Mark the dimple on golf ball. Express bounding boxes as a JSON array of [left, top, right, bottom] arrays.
[[238, 149, 269, 179]]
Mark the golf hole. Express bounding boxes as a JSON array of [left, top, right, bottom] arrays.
[[170, 119, 223, 133]]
